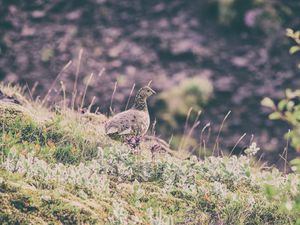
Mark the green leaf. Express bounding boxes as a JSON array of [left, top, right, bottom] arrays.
[[261, 97, 275, 109], [278, 100, 288, 111], [268, 112, 281, 120], [287, 101, 295, 111], [286, 28, 294, 37], [285, 89, 293, 99], [290, 158, 300, 173], [289, 46, 300, 55], [284, 111, 296, 124]]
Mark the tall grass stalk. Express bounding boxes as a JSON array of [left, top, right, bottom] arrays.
[[88, 96, 96, 112], [42, 60, 72, 106], [213, 111, 231, 156], [125, 83, 136, 110], [80, 73, 94, 109], [279, 129, 290, 174], [180, 118, 201, 151], [72, 49, 83, 110], [230, 133, 246, 156], [109, 81, 118, 116], [178, 107, 193, 150], [193, 122, 210, 158], [60, 81, 67, 112]]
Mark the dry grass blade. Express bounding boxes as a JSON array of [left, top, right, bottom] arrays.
[[212, 110, 231, 156], [194, 122, 210, 157], [80, 73, 94, 109], [255, 152, 265, 168], [151, 118, 157, 136], [98, 68, 106, 77], [239, 134, 254, 157], [109, 81, 118, 116], [25, 82, 34, 101], [180, 110, 201, 151], [178, 107, 193, 150], [42, 60, 72, 106], [249, 134, 254, 145], [60, 81, 67, 111], [279, 129, 290, 174], [230, 133, 246, 156], [88, 96, 96, 112], [72, 49, 83, 110], [168, 134, 174, 146], [95, 106, 100, 114], [125, 83, 136, 110], [30, 81, 39, 101]]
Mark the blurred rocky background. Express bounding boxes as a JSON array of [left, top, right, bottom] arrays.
[[0, 0, 300, 166]]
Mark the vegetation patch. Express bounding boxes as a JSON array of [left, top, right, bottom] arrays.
[[0, 84, 299, 224]]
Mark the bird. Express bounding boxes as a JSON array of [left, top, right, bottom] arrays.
[[105, 86, 156, 145]]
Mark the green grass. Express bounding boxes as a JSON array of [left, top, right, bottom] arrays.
[[0, 84, 299, 224]]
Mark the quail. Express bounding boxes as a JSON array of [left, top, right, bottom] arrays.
[[105, 86, 155, 143]]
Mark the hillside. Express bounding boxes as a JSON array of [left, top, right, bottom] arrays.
[[0, 84, 299, 225], [1, 0, 300, 160]]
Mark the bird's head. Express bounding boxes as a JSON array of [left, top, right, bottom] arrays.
[[137, 86, 156, 99]]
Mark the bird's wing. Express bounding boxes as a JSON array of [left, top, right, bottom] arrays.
[[105, 110, 132, 135], [118, 128, 132, 135], [105, 126, 119, 134]]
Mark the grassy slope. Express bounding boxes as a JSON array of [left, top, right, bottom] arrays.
[[0, 84, 299, 225]]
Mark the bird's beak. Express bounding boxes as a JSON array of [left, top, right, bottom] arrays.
[[151, 89, 156, 94]]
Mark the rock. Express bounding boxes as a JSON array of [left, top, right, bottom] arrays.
[[31, 10, 46, 18]]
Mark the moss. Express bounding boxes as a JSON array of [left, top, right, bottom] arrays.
[[0, 212, 30, 225], [0, 103, 32, 126], [50, 202, 98, 225], [0, 171, 106, 224], [11, 195, 39, 213], [0, 104, 101, 165]]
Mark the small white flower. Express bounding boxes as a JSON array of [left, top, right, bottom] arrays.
[[245, 142, 260, 156]]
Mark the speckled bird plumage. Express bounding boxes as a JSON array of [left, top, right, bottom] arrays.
[[105, 86, 155, 139]]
